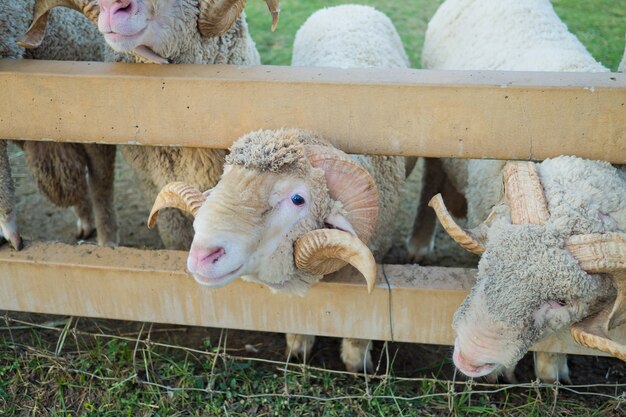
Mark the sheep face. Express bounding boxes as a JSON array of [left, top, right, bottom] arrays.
[[98, 0, 196, 61], [451, 221, 614, 377], [149, 129, 380, 295], [188, 165, 328, 292]]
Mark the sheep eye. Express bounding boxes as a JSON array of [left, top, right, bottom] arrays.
[[291, 194, 305, 206]]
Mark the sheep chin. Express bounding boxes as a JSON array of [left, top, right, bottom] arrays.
[[132, 45, 169, 64]]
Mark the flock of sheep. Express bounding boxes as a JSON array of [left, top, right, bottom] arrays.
[[1, 0, 625, 385]]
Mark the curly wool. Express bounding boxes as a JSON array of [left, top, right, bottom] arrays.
[[226, 129, 328, 176]]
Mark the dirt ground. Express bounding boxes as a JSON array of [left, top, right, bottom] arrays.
[[3, 143, 626, 390]]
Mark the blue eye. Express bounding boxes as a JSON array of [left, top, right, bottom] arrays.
[[291, 194, 305, 206]]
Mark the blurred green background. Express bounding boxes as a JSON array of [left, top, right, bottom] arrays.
[[245, 0, 626, 70]]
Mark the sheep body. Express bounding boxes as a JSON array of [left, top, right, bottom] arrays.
[[291, 4, 409, 70], [422, 0, 607, 72], [422, 0, 618, 381], [2, 1, 117, 246]]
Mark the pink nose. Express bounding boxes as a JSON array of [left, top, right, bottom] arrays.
[[100, 0, 135, 15], [188, 247, 225, 271]]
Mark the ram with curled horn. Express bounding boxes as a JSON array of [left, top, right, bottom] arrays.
[[149, 128, 406, 372], [19, 0, 280, 63], [429, 158, 626, 382], [149, 129, 386, 294]]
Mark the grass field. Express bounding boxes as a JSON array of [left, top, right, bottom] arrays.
[[2, 1, 626, 416]]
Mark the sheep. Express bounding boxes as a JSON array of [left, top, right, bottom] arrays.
[[148, 5, 408, 372], [430, 157, 624, 377], [420, 0, 621, 382], [149, 128, 405, 372], [21, 0, 280, 250], [2, 0, 117, 247]]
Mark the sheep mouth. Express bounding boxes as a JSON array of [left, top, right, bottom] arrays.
[[452, 348, 497, 378], [103, 26, 147, 45], [190, 265, 243, 288]]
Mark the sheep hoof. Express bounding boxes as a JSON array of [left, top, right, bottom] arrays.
[[0, 220, 24, 251], [341, 338, 373, 374], [75, 220, 96, 241], [285, 333, 315, 362]]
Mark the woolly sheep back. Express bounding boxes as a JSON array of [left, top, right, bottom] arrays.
[[292, 4, 409, 69]]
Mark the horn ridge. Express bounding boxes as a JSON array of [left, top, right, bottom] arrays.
[[503, 161, 550, 225], [428, 193, 494, 255], [294, 229, 377, 293], [198, 0, 246, 38], [18, 0, 100, 49], [148, 182, 206, 229]]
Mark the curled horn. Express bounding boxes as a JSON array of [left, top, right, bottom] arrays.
[[198, 0, 280, 38], [567, 233, 626, 360], [294, 229, 377, 293], [305, 145, 379, 244], [148, 182, 207, 229], [264, 0, 280, 32], [18, 0, 99, 49], [503, 161, 550, 225], [428, 194, 496, 255]]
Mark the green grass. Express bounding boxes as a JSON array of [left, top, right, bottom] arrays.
[[245, 0, 626, 70], [0, 317, 623, 416]]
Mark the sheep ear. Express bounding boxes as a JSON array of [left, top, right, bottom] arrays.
[[324, 213, 358, 236], [17, 0, 100, 49]]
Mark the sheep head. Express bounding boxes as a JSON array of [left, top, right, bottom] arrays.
[[18, 0, 280, 63], [148, 129, 379, 295], [433, 161, 625, 377]]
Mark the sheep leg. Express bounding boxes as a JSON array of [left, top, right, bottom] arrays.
[[0, 140, 22, 250], [84, 144, 118, 247], [285, 333, 315, 362], [341, 338, 373, 373], [534, 352, 571, 384], [22, 142, 98, 242]]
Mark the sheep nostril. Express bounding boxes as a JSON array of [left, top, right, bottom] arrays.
[[201, 247, 225, 265]]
